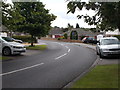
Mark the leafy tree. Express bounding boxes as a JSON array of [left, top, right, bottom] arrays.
[[13, 2, 56, 46], [67, 23, 74, 30], [2, 2, 24, 36], [67, 1, 120, 31], [76, 23, 80, 28]]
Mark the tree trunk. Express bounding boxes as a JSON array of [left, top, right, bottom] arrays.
[[31, 35, 34, 46]]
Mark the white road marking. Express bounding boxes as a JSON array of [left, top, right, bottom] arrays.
[[59, 43, 63, 46], [68, 49, 70, 52], [0, 63, 44, 76], [52, 42, 70, 60], [55, 53, 67, 60], [100, 59, 103, 61], [65, 46, 69, 49]]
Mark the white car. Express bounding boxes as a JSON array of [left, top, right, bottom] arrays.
[[0, 36, 26, 56], [96, 37, 120, 58]]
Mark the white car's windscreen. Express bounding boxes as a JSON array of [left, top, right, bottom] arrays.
[[101, 39, 119, 45], [2, 37, 14, 42]]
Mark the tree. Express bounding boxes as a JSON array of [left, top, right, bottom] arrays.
[[67, 1, 120, 31], [67, 23, 73, 30], [2, 2, 24, 36], [76, 23, 80, 28], [13, 2, 56, 46]]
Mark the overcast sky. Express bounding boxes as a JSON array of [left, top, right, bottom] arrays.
[[41, 0, 96, 28]]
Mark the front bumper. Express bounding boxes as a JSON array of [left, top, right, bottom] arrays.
[[102, 51, 120, 56], [12, 48, 26, 54]]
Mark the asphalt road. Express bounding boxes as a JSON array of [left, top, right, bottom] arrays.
[[2, 40, 97, 88]]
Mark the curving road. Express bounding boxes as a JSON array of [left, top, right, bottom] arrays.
[[2, 40, 97, 88]]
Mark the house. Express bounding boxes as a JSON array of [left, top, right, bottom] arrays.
[[65, 28, 100, 40], [0, 25, 9, 37], [49, 27, 64, 38], [105, 29, 120, 36]]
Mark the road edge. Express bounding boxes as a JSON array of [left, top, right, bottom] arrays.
[[62, 43, 101, 89]]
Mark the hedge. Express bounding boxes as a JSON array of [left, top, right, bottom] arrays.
[[113, 35, 120, 40], [13, 35, 37, 43]]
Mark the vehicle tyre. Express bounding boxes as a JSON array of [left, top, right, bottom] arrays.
[[99, 51, 104, 58], [96, 50, 99, 55], [2, 47, 11, 56]]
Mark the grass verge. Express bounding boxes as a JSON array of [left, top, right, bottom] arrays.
[[26, 45, 47, 50], [71, 64, 119, 88], [0, 56, 12, 60]]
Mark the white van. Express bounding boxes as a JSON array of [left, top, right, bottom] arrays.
[[0, 36, 26, 56]]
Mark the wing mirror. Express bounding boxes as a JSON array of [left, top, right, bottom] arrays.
[[97, 41, 100, 45]]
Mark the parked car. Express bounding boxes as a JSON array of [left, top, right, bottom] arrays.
[[0, 36, 26, 56], [82, 37, 98, 44], [96, 37, 120, 58]]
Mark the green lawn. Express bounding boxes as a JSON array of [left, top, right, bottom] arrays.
[[71, 64, 119, 88], [26, 45, 47, 50]]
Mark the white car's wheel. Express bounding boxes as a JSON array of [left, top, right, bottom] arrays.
[[3, 47, 11, 56], [96, 50, 99, 55], [99, 51, 104, 58]]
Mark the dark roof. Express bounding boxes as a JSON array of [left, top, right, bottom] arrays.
[[49, 27, 64, 35], [65, 28, 99, 36]]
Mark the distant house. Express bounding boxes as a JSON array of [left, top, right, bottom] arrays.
[[0, 25, 30, 37], [105, 29, 120, 36], [49, 27, 64, 38], [0, 25, 9, 36], [65, 28, 100, 40]]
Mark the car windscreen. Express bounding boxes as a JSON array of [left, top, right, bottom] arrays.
[[2, 37, 14, 42], [101, 39, 119, 45]]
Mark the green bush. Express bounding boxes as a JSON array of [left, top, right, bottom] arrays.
[[64, 33, 68, 39], [13, 35, 37, 43], [114, 35, 120, 40]]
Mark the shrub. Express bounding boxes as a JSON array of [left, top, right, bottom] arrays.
[[64, 33, 68, 39], [57, 36, 64, 40], [13, 35, 37, 43]]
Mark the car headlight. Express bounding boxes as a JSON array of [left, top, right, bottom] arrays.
[[13, 46, 18, 48], [13, 46, 23, 48], [102, 49, 109, 51]]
